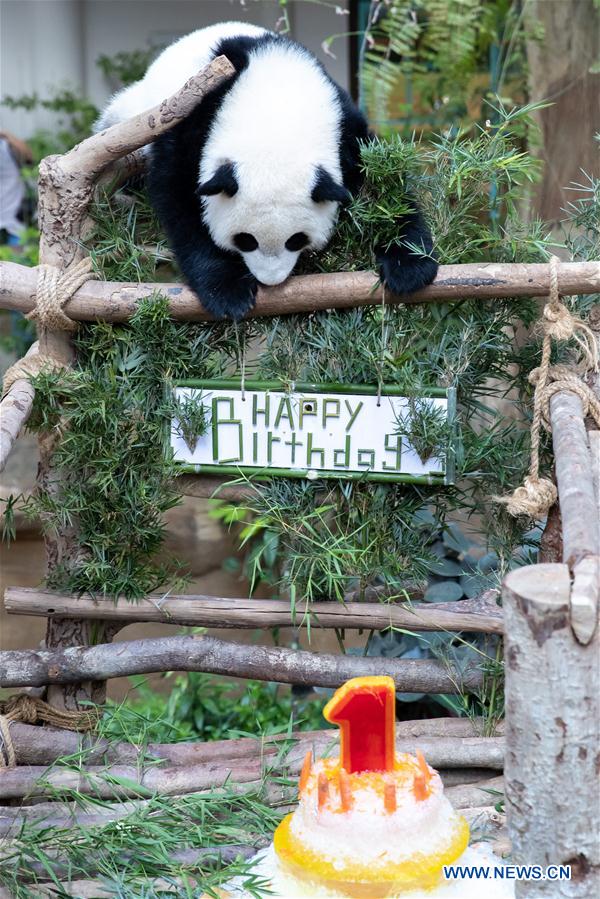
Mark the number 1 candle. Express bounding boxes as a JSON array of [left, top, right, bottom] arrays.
[[323, 675, 396, 774]]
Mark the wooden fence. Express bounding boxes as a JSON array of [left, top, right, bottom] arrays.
[[0, 56, 598, 897]]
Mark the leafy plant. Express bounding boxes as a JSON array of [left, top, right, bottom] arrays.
[[97, 47, 160, 87], [394, 397, 451, 464], [102, 673, 328, 744], [173, 390, 209, 452]]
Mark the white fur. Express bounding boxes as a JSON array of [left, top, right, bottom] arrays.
[[96, 23, 344, 287], [201, 40, 342, 285], [94, 22, 266, 129]]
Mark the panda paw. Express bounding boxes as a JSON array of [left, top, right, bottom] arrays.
[[378, 247, 438, 296], [197, 273, 258, 322]]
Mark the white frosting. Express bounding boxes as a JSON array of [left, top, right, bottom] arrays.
[[288, 756, 463, 869]]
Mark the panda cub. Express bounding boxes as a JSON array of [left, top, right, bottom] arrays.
[[96, 22, 438, 321]]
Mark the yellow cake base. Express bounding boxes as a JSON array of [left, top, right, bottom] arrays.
[[273, 812, 469, 898]]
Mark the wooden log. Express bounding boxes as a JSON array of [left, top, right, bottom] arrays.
[[29, 55, 235, 714], [0, 633, 485, 693], [0, 341, 39, 473], [0, 735, 504, 801], [7, 844, 262, 885], [3, 586, 503, 634], [550, 390, 599, 567], [503, 563, 600, 897], [550, 390, 599, 644], [176, 473, 256, 501], [6, 718, 505, 767], [2, 260, 600, 322], [0, 767, 502, 836], [445, 775, 504, 810]]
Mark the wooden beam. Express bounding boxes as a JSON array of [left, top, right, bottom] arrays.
[[550, 390, 599, 644], [503, 564, 600, 897], [3, 587, 503, 634], [7, 716, 504, 767], [0, 342, 41, 473], [0, 735, 504, 801], [1, 260, 599, 322], [550, 391, 599, 567], [0, 633, 485, 693]]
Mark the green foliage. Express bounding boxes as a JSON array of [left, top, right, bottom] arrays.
[[97, 47, 160, 87], [173, 390, 209, 453], [2, 89, 99, 160], [102, 673, 328, 744], [24, 296, 242, 597], [394, 397, 451, 464], [13, 105, 577, 610], [0, 740, 283, 897], [361, 0, 541, 130]]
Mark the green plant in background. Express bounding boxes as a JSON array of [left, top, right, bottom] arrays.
[[359, 0, 543, 131], [102, 673, 329, 744], [97, 47, 161, 87]]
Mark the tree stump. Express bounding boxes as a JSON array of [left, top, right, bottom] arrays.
[[504, 563, 600, 897]]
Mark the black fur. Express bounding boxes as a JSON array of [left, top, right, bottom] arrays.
[[312, 166, 352, 204], [147, 30, 437, 320], [198, 162, 238, 197]]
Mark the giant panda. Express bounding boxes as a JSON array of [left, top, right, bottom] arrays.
[[96, 22, 438, 320]]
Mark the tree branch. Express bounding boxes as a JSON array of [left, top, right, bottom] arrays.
[[3, 587, 503, 634], [1, 260, 599, 321], [7, 716, 503, 767], [0, 633, 484, 693], [0, 342, 39, 473]]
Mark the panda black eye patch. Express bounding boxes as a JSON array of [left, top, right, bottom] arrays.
[[285, 232, 309, 252], [233, 233, 259, 252]]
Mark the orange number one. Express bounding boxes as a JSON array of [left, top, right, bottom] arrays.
[[323, 676, 396, 774]]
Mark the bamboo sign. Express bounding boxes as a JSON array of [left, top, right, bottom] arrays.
[[171, 380, 455, 484]]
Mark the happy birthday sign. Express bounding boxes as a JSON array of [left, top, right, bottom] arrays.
[[171, 380, 455, 484]]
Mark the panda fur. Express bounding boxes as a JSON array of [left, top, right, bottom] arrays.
[[96, 22, 438, 321]]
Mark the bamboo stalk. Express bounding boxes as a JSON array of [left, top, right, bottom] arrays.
[[0, 634, 485, 693], [3, 587, 503, 634], [6, 717, 504, 767], [1, 260, 599, 322]]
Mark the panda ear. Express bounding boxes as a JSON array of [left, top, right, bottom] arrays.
[[198, 163, 238, 197], [311, 166, 351, 205]]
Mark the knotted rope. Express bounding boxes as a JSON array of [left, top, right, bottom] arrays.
[[496, 255, 600, 519], [0, 694, 100, 767], [1, 258, 97, 398], [1, 340, 64, 397], [27, 257, 97, 332]]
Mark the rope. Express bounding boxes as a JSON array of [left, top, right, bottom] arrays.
[[0, 695, 100, 767], [27, 257, 97, 333], [1, 341, 64, 398], [496, 255, 600, 519]]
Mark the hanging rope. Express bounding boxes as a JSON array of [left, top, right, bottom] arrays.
[[2, 258, 97, 398], [496, 255, 600, 519], [0, 694, 100, 767], [27, 257, 97, 333]]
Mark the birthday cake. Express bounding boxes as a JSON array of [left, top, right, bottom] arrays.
[[216, 676, 514, 898]]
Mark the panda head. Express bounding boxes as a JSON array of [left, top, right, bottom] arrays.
[[198, 161, 351, 286]]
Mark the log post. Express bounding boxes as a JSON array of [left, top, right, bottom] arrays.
[[503, 563, 600, 897], [27, 57, 235, 711]]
